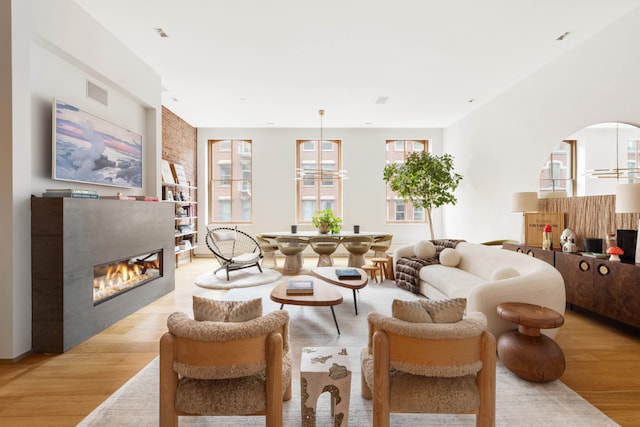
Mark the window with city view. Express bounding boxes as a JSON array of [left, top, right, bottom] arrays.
[[208, 139, 252, 223], [385, 140, 428, 222], [538, 140, 575, 197], [296, 139, 342, 222]]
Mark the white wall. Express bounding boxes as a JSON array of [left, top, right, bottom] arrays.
[[196, 127, 444, 252], [444, 5, 640, 243], [0, 0, 162, 360]]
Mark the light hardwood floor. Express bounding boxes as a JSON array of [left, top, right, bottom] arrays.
[[0, 257, 639, 426]]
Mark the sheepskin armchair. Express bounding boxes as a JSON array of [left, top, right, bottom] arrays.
[[159, 310, 292, 427], [360, 311, 496, 427]]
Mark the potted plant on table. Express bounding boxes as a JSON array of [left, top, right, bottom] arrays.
[[311, 209, 343, 234]]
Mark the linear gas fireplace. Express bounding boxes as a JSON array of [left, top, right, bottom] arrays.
[[32, 198, 175, 353], [93, 250, 163, 305]]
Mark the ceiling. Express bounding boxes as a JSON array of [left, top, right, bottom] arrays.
[[74, 0, 640, 128]]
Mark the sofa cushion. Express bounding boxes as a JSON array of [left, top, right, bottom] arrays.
[[392, 300, 434, 323], [419, 265, 487, 298], [392, 298, 466, 323], [439, 248, 461, 267], [414, 240, 436, 258], [491, 266, 520, 281], [193, 296, 262, 322]]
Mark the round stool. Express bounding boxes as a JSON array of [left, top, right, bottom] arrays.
[[371, 257, 390, 281], [496, 302, 565, 382], [360, 265, 380, 283]]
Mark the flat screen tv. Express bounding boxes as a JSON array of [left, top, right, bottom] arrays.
[[53, 99, 143, 189]]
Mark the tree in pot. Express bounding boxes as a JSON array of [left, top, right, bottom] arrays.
[[311, 209, 343, 234], [383, 151, 463, 240]]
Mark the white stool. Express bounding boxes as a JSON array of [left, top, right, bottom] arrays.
[[300, 346, 352, 427]]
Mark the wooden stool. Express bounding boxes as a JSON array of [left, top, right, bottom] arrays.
[[371, 257, 390, 281], [360, 265, 379, 283], [496, 302, 565, 382], [300, 347, 352, 427]]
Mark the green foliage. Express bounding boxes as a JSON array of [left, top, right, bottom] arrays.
[[311, 209, 343, 234], [383, 152, 463, 239]]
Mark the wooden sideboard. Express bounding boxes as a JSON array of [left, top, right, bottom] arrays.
[[503, 242, 640, 329]]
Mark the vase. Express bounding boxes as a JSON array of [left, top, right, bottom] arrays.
[[318, 223, 330, 234]]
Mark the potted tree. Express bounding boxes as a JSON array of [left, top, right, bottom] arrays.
[[311, 209, 343, 234], [383, 151, 463, 240]]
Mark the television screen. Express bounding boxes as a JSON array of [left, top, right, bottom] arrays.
[[53, 99, 143, 189]]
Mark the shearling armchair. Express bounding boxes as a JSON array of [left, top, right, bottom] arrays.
[[360, 311, 496, 427], [159, 310, 293, 426]]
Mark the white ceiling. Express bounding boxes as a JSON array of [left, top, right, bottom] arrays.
[[74, 0, 640, 128]]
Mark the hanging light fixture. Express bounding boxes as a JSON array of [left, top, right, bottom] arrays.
[[584, 122, 640, 180], [295, 109, 348, 181]]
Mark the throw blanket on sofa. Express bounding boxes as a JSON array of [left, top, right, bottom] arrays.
[[395, 239, 465, 295]]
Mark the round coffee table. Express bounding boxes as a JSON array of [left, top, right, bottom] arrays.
[[496, 302, 565, 382], [270, 275, 344, 334]]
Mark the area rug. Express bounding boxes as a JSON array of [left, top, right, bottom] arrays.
[[79, 280, 619, 427], [194, 266, 281, 289]]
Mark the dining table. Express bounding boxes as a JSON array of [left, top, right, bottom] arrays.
[[259, 231, 393, 268]]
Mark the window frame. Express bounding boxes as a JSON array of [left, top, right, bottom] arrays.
[[385, 139, 429, 223]]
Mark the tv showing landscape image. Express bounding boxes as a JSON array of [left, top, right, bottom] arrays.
[[53, 99, 143, 189]]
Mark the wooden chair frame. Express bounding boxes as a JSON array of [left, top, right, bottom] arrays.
[[363, 329, 496, 427], [159, 326, 291, 427]]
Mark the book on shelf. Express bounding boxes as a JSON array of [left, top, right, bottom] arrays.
[[134, 196, 159, 202], [335, 268, 362, 280], [286, 279, 314, 295], [42, 189, 99, 199], [101, 195, 136, 200]]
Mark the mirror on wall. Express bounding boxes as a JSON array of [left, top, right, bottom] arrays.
[[539, 122, 640, 197]]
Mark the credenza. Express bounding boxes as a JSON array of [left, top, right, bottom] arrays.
[[503, 242, 640, 329]]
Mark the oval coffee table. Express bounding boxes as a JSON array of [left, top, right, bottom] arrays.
[[270, 275, 344, 334], [496, 302, 565, 382], [310, 267, 368, 315]]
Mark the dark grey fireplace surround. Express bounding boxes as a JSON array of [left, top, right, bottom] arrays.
[[31, 198, 175, 353]]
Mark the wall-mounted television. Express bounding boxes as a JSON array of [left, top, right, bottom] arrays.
[[53, 99, 143, 189]]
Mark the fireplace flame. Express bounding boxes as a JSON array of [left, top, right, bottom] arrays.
[[93, 256, 161, 304]]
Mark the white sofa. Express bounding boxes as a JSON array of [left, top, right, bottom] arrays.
[[392, 241, 566, 339]]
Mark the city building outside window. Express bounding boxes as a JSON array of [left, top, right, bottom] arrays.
[[296, 139, 342, 222], [385, 139, 428, 222], [208, 139, 252, 223]]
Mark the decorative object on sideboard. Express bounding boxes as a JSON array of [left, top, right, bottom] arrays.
[[560, 228, 576, 247], [511, 192, 539, 243], [562, 238, 578, 253], [542, 224, 553, 250], [616, 229, 637, 263], [583, 237, 603, 254], [524, 212, 564, 248], [615, 182, 640, 264], [606, 246, 623, 262]]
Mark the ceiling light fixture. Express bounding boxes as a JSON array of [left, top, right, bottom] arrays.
[[375, 96, 389, 105], [584, 123, 640, 180], [295, 109, 348, 181]]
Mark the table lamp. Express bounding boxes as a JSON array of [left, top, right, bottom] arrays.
[[615, 183, 640, 264], [511, 192, 539, 243]]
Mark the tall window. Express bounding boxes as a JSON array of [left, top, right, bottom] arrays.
[[296, 139, 342, 222], [385, 139, 428, 222], [209, 139, 252, 223], [538, 140, 575, 196]]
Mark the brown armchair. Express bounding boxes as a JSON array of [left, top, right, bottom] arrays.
[[361, 311, 496, 427], [159, 310, 293, 426]]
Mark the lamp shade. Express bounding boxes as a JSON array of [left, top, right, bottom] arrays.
[[615, 183, 640, 213], [511, 192, 539, 213]]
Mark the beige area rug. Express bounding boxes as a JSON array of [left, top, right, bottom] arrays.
[[194, 266, 281, 289], [79, 279, 619, 427]]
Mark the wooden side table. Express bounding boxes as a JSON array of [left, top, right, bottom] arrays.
[[496, 302, 565, 382], [300, 347, 352, 427]]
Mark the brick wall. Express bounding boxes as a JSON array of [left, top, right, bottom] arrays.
[[162, 106, 197, 186]]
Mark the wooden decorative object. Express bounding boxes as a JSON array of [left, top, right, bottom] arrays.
[[524, 212, 565, 248]]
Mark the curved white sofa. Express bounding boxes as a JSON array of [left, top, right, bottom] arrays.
[[392, 241, 566, 339]]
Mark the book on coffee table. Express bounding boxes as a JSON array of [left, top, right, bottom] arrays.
[[286, 279, 314, 295], [335, 268, 362, 280]]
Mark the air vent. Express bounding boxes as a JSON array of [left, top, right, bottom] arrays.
[[87, 80, 108, 106]]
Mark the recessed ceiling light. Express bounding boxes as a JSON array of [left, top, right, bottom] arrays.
[[375, 96, 389, 105], [364, 122, 373, 125], [468, 98, 475, 103], [154, 28, 168, 38], [266, 122, 275, 125], [556, 32, 571, 41]]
